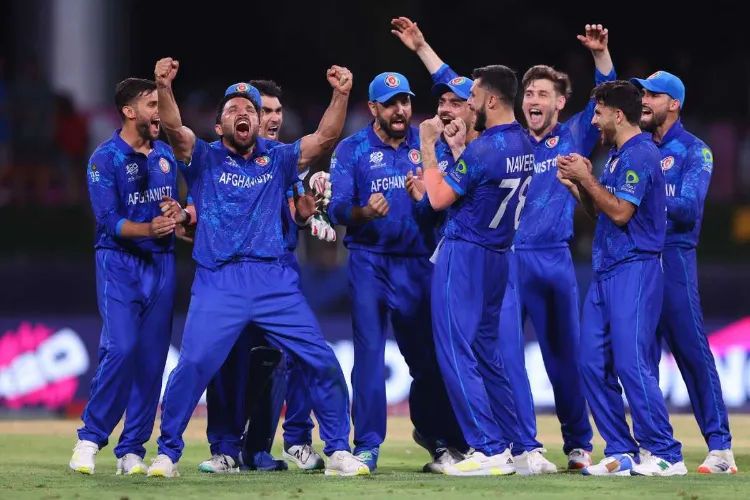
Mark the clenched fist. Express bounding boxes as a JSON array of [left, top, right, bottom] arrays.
[[327, 66, 353, 94], [155, 57, 179, 88], [365, 193, 389, 219]]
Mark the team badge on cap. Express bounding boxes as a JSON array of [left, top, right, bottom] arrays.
[[409, 149, 422, 164], [159, 157, 170, 173], [545, 136, 559, 148], [449, 77, 466, 85], [236, 83, 249, 92], [648, 71, 663, 79], [385, 74, 400, 88], [255, 155, 270, 166], [661, 156, 675, 171]]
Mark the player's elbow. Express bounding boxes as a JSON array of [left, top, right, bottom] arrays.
[[611, 211, 633, 226]]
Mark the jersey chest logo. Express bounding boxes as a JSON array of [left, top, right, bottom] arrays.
[[661, 156, 675, 171], [255, 155, 270, 166], [408, 149, 422, 164], [545, 136, 559, 148], [159, 157, 171, 173]]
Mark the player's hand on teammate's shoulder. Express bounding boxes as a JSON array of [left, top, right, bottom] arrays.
[[577, 24, 608, 52], [366, 193, 390, 219], [327, 66, 353, 94], [155, 57, 179, 88], [390, 17, 426, 52], [419, 115, 444, 145], [406, 168, 426, 202], [444, 118, 467, 150]]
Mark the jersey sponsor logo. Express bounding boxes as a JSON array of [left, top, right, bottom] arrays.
[[384, 74, 400, 88], [701, 147, 714, 173], [506, 154, 534, 173], [369, 151, 386, 169], [449, 76, 466, 85], [408, 149, 422, 164], [609, 157, 619, 173], [219, 171, 273, 188], [544, 136, 559, 148], [126, 162, 141, 182], [455, 159, 467, 174], [661, 156, 675, 171], [127, 185, 174, 205], [625, 170, 640, 184], [225, 155, 240, 168], [371, 175, 406, 192], [88, 165, 100, 183], [255, 155, 270, 166], [159, 157, 171, 173]]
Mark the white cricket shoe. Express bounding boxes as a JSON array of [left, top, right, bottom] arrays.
[[630, 449, 687, 476], [423, 447, 465, 473], [513, 448, 557, 475], [284, 443, 325, 471], [116, 453, 147, 475], [567, 448, 592, 470], [324, 450, 370, 476], [698, 449, 737, 474], [581, 454, 634, 476], [147, 454, 180, 478], [198, 454, 240, 474], [69, 440, 98, 475], [442, 449, 515, 476]]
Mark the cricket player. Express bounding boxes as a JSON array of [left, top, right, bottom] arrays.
[[557, 80, 685, 476], [495, 24, 615, 474], [146, 58, 368, 478], [631, 71, 736, 474], [70, 78, 182, 475], [327, 72, 465, 473], [196, 80, 328, 474], [420, 65, 534, 476]]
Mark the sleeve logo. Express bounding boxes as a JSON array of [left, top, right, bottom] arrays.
[[456, 159, 467, 174], [625, 170, 640, 184]]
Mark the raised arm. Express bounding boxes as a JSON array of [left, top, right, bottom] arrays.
[[298, 66, 353, 170], [421, 116, 460, 210], [155, 58, 196, 163], [391, 17, 445, 76]]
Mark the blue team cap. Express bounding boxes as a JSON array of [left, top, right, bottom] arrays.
[[629, 71, 685, 108], [368, 72, 415, 103], [222, 82, 262, 112], [431, 76, 473, 100]]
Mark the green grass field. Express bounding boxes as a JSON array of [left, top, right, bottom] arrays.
[[0, 415, 747, 499]]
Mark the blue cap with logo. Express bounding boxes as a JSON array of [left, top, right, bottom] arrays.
[[368, 72, 415, 103], [630, 71, 686, 108], [222, 82, 262, 112], [431, 76, 473, 100]]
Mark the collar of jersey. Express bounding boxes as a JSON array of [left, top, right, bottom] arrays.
[[482, 121, 521, 136], [612, 132, 651, 156], [112, 128, 157, 157], [212, 136, 269, 160], [656, 118, 684, 147], [365, 120, 418, 150]]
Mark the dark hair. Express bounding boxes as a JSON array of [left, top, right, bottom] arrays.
[[215, 93, 259, 125], [471, 65, 518, 106], [590, 81, 642, 125], [521, 65, 572, 99], [249, 79, 282, 99], [114, 78, 156, 120]]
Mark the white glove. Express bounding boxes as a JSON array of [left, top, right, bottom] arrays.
[[310, 214, 336, 242], [309, 171, 332, 208]]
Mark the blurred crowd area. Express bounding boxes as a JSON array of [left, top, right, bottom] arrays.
[[1, 51, 749, 267]]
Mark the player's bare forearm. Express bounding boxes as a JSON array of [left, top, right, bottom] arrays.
[[666, 196, 698, 224], [156, 84, 195, 162], [185, 204, 197, 226], [450, 145, 465, 161], [299, 91, 349, 169], [579, 174, 635, 226], [417, 44, 446, 75], [119, 220, 153, 239], [422, 145, 457, 210], [592, 48, 613, 76], [576, 183, 597, 219]]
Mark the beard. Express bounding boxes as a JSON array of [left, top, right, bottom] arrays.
[[377, 113, 409, 139], [599, 125, 616, 146], [222, 124, 258, 154], [135, 117, 159, 142], [640, 107, 667, 133], [474, 106, 487, 132]]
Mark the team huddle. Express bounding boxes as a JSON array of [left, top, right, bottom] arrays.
[[69, 18, 736, 479]]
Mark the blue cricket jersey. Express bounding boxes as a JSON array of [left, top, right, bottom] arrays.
[[654, 120, 713, 249], [515, 67, 616, 248], [328, 123, 439, 256], [593, 133, 666, 278], [179, 136, 302, 270], [442, 122, 535, 251], [86, 129, 178, 255]]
